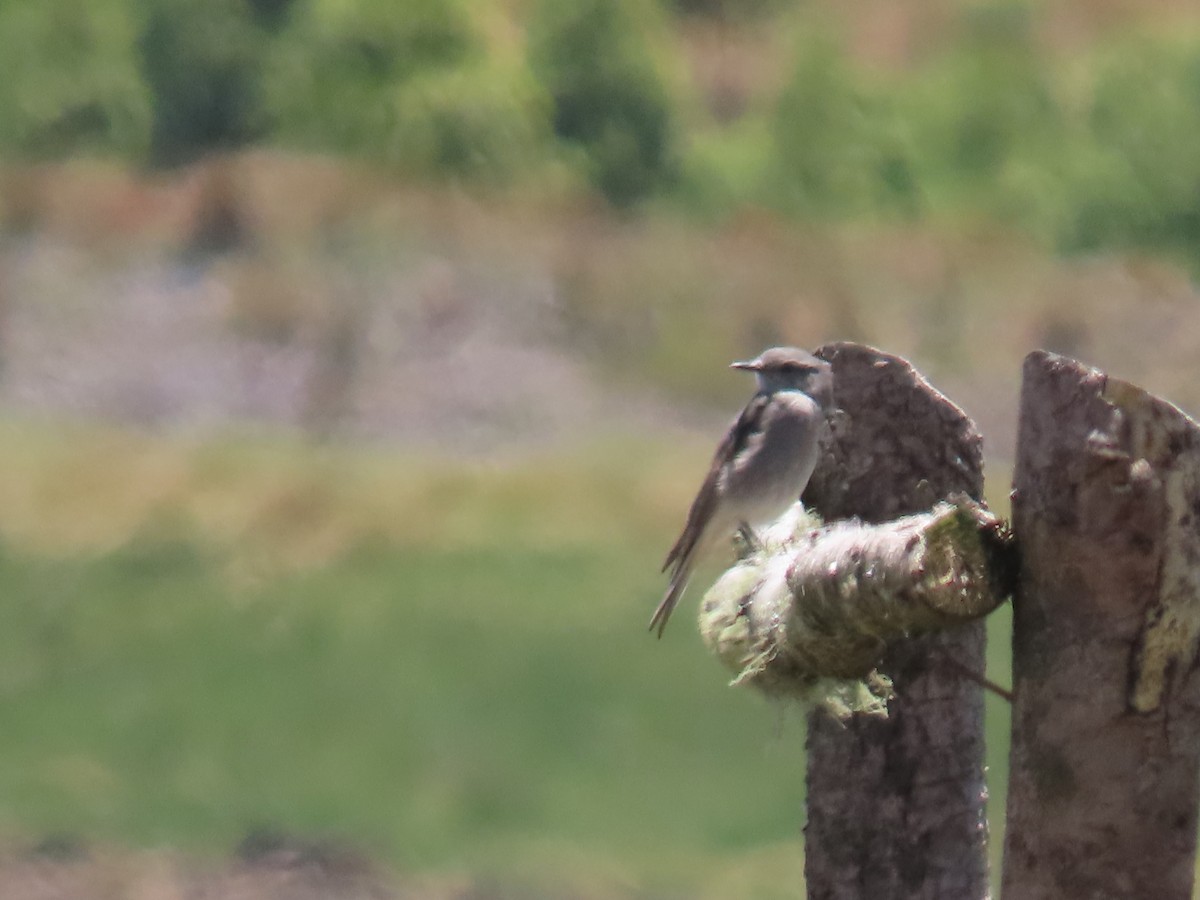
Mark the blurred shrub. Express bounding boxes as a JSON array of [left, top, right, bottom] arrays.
[[265, 0, 548, 182], [893, 2, 1066, 233], [662, 0, 791, 23], [770, 35, 919, 220], [387, 62, 551, 182], [1056, 36, 1200, 269], [138, 0, 269, 166], [677, 117, 775, 219], [246, 0, 299, 32], [529, 0, 681, 207], [4, 0, 1200, 277], [0, 0, 151, 159]]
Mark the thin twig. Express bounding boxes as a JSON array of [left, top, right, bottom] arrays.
[[934, 650, 1013, 703]]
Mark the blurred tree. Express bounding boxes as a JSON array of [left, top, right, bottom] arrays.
[[1058, 37, 1200, 270], [265, 0, 548, 182], [138, 0, 268, 167], [663, 0, 789, 23], [772, 35, 919, 220], [0, 0, 151, 159], [900, 2, 1062, 220], [388, 61, 551, 183], [246, 0, 299, 32], [529, 0, 680, 208]]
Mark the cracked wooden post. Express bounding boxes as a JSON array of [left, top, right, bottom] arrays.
[[1001, 351, 1200, 900], [800, 343, 990, 900]]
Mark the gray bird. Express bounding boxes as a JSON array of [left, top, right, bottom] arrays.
[[651, 347, 833, 637]]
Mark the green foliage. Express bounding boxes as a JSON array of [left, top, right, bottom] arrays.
[[677, 116, 776, 218], [530, 0, 680, 207], [898, 3, 1065, 223], [138, 0, 269, 166], [245, 0, 299, 32], [387, 62, 552, 182], [265, 0, 548, 182], [5, 0, 1200, 270], [917, 6, 1057, 177], [0, 0, 151, 159], [663, 0, 791, 23], [759, 5, 1200, 274], [1057, 36, 1200, 267], [771, 35, 920, 220]]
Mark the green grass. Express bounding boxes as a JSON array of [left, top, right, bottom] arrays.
[[0, 422, 1016, 896], [0, 539, 819, 894]]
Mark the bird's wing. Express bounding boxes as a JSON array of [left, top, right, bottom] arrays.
[[662, 393, 771, 574]]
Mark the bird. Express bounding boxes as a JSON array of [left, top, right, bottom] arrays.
[[650, 347, 833, 638]]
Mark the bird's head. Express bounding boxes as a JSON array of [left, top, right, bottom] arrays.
[[731, 347, 833, 404]]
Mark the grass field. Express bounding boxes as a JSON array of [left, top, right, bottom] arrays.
[[0, 420, 1014, 897]]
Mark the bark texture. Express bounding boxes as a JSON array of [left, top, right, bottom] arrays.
[[800, 342, 989, 900], [1001, 351, 1200, 900]]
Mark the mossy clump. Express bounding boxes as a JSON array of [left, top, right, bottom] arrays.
[[699, 499, 1008, 720]]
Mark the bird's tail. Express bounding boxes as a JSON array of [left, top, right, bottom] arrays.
[[649, 563, 692, 639]]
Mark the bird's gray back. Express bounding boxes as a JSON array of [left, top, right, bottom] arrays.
[[720, 389, 823, 527]]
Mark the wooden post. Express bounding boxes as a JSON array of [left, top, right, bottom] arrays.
[[1001, 351, 1200, 899], [801, 343, 990, 899]]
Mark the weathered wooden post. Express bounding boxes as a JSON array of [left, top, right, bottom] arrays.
[[1001, 351, 1200, 899], [800, 343, 991, 899]]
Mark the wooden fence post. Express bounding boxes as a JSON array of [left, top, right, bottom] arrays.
[[1001, 351, 1200, 899], [801, 343, 990, 899]]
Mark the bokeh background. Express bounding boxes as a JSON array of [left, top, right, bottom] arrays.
[[1, 0, 1199, 896]]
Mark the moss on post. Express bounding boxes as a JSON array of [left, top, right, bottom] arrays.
[[698, 499, 1011, 719]]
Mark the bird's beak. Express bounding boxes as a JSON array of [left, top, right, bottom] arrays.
[[730, 359, 759, 371]]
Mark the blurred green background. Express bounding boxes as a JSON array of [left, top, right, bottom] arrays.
[[0, 0, 1198, 896]]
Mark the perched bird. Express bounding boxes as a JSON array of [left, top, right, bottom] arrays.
[[650, 347, 833, 637]]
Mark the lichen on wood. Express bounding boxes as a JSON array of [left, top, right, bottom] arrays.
[[1002, 350, 1200, 900], [1102, 379, 1200, 714], [698, 498, 1010, 719]]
